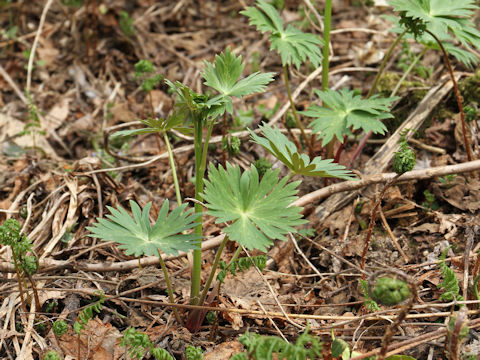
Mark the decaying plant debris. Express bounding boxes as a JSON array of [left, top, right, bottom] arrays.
[[0, 1, 480, 359]]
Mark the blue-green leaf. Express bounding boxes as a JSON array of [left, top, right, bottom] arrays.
[[301, 88, 396, 146], [203, 163, 306, 252], [249, 123, 356, 180], [241, 0, 323, 69], [87, 200, 201, 257]]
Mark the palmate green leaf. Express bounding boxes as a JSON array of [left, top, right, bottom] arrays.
[[388, 0, 480, 67], [87, 200, 201, 257], [203, 162, 306, 252], [241, 0, 323, 69], [249, 123, 356, 180], [202, 47, 274, 116], [301, 88, 396, 146]]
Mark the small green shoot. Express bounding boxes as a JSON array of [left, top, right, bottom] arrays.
[[74, 292, 105, 335], [0, 218, 39, 312], [53, 319, 68, 337], [121, 327, 175, 360], [185, 345, 204, 360], [222, 135, 241, 156], [253, 157, 272, 177], [216, 255, 267, 283], [438, 247, 464, 303], [359, 279, 380, 311], [43, 351, 61, 360], [134, 59, 164, 93], [202, 47, 274, 117], [370, 277, 410, 306], [422, 189, 439, 210], [119, 11, 135, 37], [438, 174, 457, 187], [231, 325, 322, 360]]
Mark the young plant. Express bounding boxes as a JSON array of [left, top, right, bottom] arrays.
[[367, 269, 417, 360], [249, 123, 355, 179], [167, 47, 274, 304], [120, 327, 175, 360], [134, 59, 164, 116], [87, 200, 200, 322], [0, 218, 40, 313], [231, 325, 322, 360], [185, 345, 204, 360], [74, 292, 105, 360], [241, 0, 323, 155], [43, 351, 61, 360], [438, 247, 464, 303], [216, 255, 267, 283], [300, 89, 397, 154], [52, 319, 68, 338], [350, 0, 480, 165]]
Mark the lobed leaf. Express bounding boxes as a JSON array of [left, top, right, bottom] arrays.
[[388, 0, 480, 67], [249, 123, 356, 180], [301, 88, 396, 146], [202, 47, 274, 116], [87, 200, 201, 257], [203, 162, 306, 252], [241, 0, 323, 69]]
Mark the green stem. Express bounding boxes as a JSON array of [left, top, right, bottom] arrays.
[[321, 0, 331, 91], [425, 29, 473, 162], [197, 235, 230, 307], [157, 250, 183, 325], [191, 118, 204, 304], [367, 29, 408, 98], [322, 0, 334, 158], [163, 132, 182, 205], [391, 48, 427, 97], [190, 119, 214, 304], [283, 65, 314, 156]]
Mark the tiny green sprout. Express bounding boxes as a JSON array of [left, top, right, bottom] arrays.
[[371, 277, 410, 306], [53, 319, 68, 337], [285, 111, 296, 128], [464, 105, 477, 122], [206, 311, 216, 325], [438, 174, 457, 187], [222, 135, 241, 156], [185, 345, 204, 360], [448, 313, 469, 340], [393, 141, 415, 174], [22, 255, 38, 275], [134, 60, 164, 93], [119, 11, 135, 37], [422, 189, 439, 210], [253, 157, 272, 177], [43, 350, 61, 360]]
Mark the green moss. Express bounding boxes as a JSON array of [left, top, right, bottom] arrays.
[[459, 70, 480, 105]]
